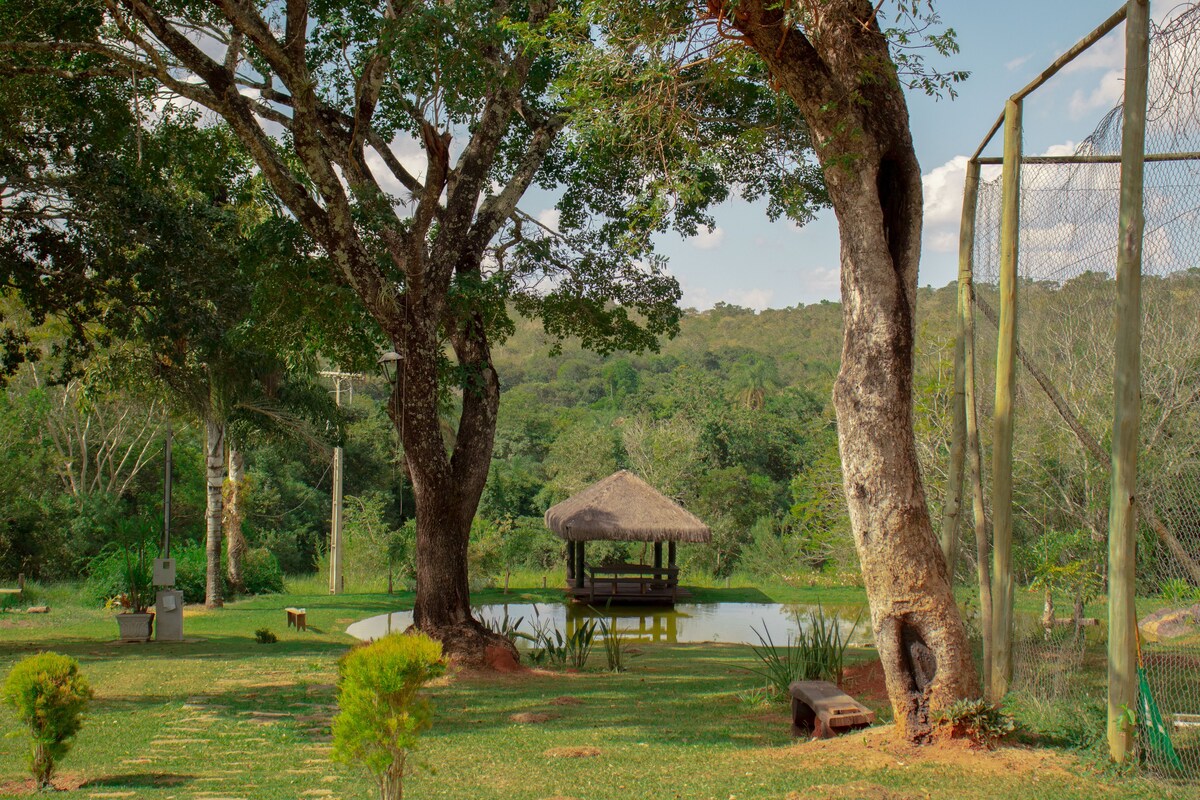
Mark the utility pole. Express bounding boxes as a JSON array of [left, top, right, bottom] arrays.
[[321, 370, 366, 594], [162, 420, 173, 557]]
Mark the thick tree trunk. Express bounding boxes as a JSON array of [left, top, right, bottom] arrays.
[[725, 0, 978, 740], [224, 446, 248, 594], [388, 307, 517, 668], [205, 417, 225, 609]]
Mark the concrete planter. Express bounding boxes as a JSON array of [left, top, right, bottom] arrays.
[[116, 612, 154, 642]]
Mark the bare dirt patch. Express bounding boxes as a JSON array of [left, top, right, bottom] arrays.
[[549, 696, 584, 707], [787, 782, 921, 800], [749, 725, 1089, 784], [544, 746, 601, 758], [0, 773, 86, 795], [510, 711, 559, 724], [840, 658, 889, 704]]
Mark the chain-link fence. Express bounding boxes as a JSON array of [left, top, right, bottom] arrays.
[[964, 3, 1200, 783]]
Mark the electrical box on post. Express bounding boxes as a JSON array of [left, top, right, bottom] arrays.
[[153, 558, 176, 587]]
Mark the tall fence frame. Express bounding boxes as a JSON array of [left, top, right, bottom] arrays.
[[944, 0, 1154, 764]]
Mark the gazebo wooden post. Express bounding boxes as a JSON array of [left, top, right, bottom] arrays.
[[574, 541, 586, 590], [668, 541, 677, 569], [566, 541, 575, 582]]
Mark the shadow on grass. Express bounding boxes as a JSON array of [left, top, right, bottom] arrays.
[[417, 642, 795, 750], [82, 773, 196, 789], [0, 634, 352, 664]]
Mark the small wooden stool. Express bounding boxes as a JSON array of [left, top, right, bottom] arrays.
[[285, 607, 307, 631]]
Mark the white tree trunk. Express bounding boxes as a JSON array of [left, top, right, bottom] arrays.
[[205, 418, 226, 608]]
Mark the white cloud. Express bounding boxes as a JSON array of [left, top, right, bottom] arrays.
[[678, 283, 775, 312], [692, 226, 726, 250], [536, 208, 561, 233], [922, 155, 970, 229], [729, 288, 774, 310], [921, 155, 985, 254], [1068, 68, 1124, 119], [919, 143, 1083, 257], [1005, 54, 1032, 72], [1041, 141, 1079, 157], [1061, 31, 1124, 75]]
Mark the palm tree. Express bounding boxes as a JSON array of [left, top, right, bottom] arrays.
[[729, 355, 780, 411]]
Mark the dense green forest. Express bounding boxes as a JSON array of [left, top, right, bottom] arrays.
[[0, 284, 958, 594], [4, 268, 1200, 610]]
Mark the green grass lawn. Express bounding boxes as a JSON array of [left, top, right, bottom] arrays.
[[0, 583, 1192, 799]]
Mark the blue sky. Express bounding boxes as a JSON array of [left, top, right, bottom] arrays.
[[629, 1, 1164, 311]]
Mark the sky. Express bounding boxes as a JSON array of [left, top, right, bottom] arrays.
[[614, 1, 1170, 312]]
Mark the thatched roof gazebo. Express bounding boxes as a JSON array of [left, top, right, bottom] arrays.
[[544, 470, 711, 605]]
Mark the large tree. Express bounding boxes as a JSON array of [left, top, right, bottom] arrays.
[[563, 0, 980, 736], [711, 0, 978, 739], [1, 1, 824, 661]]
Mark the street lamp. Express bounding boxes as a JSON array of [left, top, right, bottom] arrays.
[[377, 350, 402, 385]]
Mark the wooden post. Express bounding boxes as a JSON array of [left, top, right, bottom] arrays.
[[162, 421, 173, 558], [990, 97, 1022, 703], [961, 159, 994, 694], [1108, 0, 1149, 764], [566, 541, 575, 582], [668, 541, 677, 569], [654, 542, 663, 569], [575, 540, 586, 590]]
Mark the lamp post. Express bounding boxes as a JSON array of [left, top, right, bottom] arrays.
[[377, 350, 406, 594], [377, 350, 402, 385]]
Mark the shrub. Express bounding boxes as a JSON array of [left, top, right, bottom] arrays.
[[240, 548, 284, 596], [2, 652, 93, 789], [172, 544, 282, 602], [173, 543, 212, 604], [935, 699, 1017, 749], [332, 633, 446, 800], [255, 628, 278, 644], [82, 545, 152, 611], [594, 614, 629, 673], [746, 603, 861, 697]]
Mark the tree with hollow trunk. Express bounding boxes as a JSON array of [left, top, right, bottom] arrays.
[[0, 1, 825, 662], [705, 0, 979, 739]]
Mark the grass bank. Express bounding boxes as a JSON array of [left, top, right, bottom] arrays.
[[0, 584, 1188, 799]]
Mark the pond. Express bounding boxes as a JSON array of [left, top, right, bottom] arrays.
[[346, 601, 872, 647]]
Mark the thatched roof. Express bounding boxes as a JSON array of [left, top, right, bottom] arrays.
[[544, 470, 712, 543]]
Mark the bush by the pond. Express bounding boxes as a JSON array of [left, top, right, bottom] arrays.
[[2, 652, 93, 789], [333, 633, 446, 800]]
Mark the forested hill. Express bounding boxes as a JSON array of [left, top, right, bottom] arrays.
[[472, 281, 962, 579], [0, 281, 964, 588], [493, 297, 847, 393]]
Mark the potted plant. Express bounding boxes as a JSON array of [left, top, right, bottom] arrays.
[[114, 541, 154, 642]]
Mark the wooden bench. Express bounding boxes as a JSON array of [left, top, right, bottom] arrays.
[[285, 607, 307, 631], [789, 680, 875, 738], [585, 564, 679, 603], [0, 573, 25, 604]]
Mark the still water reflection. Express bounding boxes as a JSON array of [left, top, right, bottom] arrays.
[[346, 602, 868, 647]]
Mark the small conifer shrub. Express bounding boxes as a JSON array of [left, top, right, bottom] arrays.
[[2, 652, 93, 789], [332, 633, 446, 800]]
